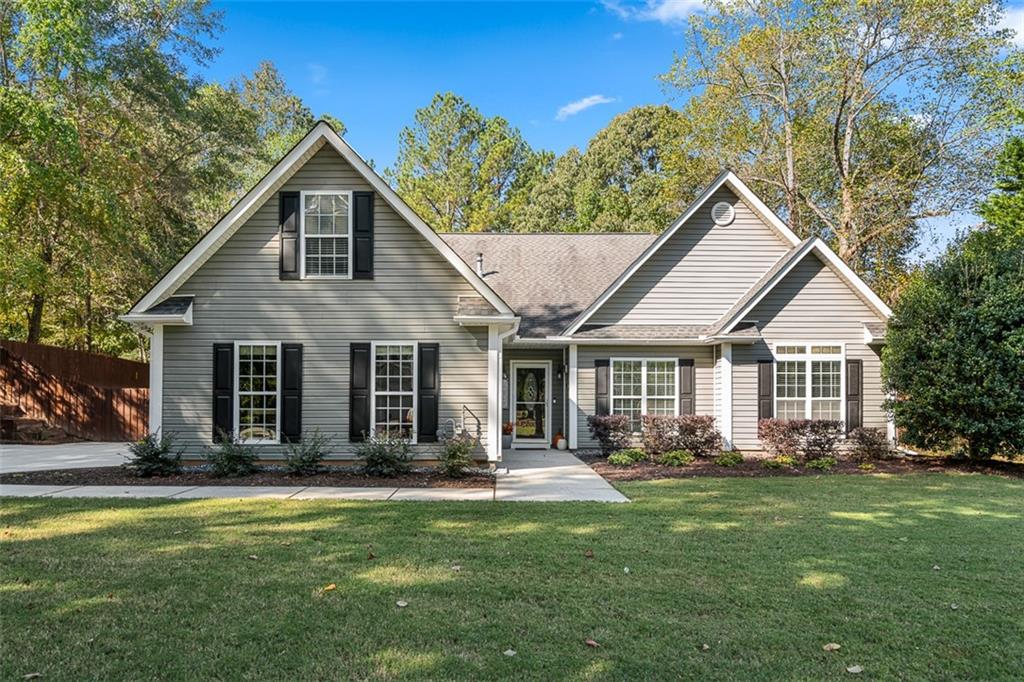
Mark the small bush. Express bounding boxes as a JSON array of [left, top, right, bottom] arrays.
[[658, 450, 695, 466], [587, 414, 631, 455], [641, 415, 677, 455], [125, 432, 181, 477], [715, 451, 743, 467], [803, 420, 843, 460], [283, 428, 333, 476], [849, 427, 892, 461], [613, 448, 647, 463], [858, 462, 876, 471], [677, 415, 722, 458], [758, 419, 804, 457], [439, 430, 477, 478], [207, 431, 258, 477], [805, 456, 838, 471], [761, 454, 797, 470], [607, 452, 636, 467], [358, 432, 412, 477]]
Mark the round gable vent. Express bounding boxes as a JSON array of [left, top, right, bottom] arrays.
[[711, 201, 735, 226]]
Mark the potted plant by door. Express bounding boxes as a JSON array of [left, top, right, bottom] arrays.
[[502, 422, 514, 451]]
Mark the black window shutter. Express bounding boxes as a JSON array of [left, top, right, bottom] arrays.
[[679, 358, 695, 416], [279, 191, 300, 280], [595, 359, 610, 416], [280, 344, 303, 443], [212, 343, 234, 442], [350, 343, 371, 442], [418, 343, 440, 442], [352, 191, 374, 279], [846, 359, 863, 432], [757, 360, 774, 420]]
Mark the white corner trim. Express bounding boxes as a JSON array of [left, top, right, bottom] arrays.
[[568, 344, 578, 450], [562, 171, 801, 336], [720, 238, 891, 335], [148, 325, 163, 436], [130, 122, 514, 317], [720, 343, 733, 451]]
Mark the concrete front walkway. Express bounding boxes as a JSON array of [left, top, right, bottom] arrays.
[[0, 447, 626, 502], [496, 449, 628, 502], [0, 442, 128, 474]]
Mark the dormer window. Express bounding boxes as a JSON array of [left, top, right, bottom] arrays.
[[300, 190, 352, 278]]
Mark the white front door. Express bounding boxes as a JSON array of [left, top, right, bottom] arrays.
[[510, 361, 551, 448]]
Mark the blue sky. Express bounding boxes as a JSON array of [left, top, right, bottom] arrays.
[[204, 1, 1024, 256]]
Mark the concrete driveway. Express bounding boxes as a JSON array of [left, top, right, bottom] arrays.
[[0, 442, 129, 474]]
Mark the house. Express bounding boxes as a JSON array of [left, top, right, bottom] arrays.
[[122, 121, 892, 461]]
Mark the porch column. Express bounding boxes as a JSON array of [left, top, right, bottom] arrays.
[[487, 325, 501, 461], [720, 343, 734, 451], [568, 344, 578, 450], [149, 324, 163, 436]]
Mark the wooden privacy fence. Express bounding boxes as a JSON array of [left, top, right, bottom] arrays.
[[1, 340, 149, 442]]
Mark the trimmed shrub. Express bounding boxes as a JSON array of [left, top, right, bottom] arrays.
[[641, 415, 677, 455], [439, 430, 477, 478], [858, 462, 876, 471], [612, 448, 647, 463], [803, 420, 843, 460], [125, 432, 182, 477], [806, 456, 838, 471], [358, 433, 412, 477], [715, 451, 743, 467], [607, 451, 637, 467], [761, 454, 797, 470], [758, 419, 804, 457], [587, 414, 631, 455], [849, 427, 892, 461], [207, 431, 258, 477], [283, 428, 333, 476], [677, 415, 722, 458], [658, 450, 695, 466]]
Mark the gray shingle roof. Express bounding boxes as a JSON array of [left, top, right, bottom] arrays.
[[440, 233, 657, 337], [143, 296, 193, 316], [574, 324, 709, 340]]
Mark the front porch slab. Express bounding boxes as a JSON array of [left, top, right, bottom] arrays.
[[495, 449, 629, 502]]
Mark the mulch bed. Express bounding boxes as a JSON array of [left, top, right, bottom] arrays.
[[0, 467, 494, 489], [579, 452, 1024, 481]]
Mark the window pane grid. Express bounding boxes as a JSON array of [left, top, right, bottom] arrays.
[[238, 344, 277, 442], [374, 344, 415, 439], [611, 359, 676, 431], [304, 193, 350, 277], [774, 348, 843, 422]]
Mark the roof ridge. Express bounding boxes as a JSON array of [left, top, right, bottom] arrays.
[[437, 231, 658, 236]]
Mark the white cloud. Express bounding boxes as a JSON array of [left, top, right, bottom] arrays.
[[611, 31, 624, 40], [307, 62, 328, 85], [998, 5, 1024, 47], [555, 95, 617, 121], [602, 0, 703, 24]]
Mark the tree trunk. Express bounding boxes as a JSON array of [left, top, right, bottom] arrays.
[[26, 293, 44, 344]]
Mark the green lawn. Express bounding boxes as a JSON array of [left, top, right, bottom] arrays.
[[2, 474, 1022, 680]]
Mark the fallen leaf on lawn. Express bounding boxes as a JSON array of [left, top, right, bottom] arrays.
[[950, 603, 959, 610], [584, 549, 594, 559], [281, 542, 292, 547], [585, 639, 600, 648], [172, 530, 185, 535], [823, 643, 841, 652], [898, 537, 908, 542], [701, 644, 710, 651], [623, 567, 630, 574], [932, 565, 940, 571], [846, 665, 863, 674], [396, 600, 408, 608], [22, 674, 42, 680], [322, 583, 336, 593], [367, 551, 376, 560], [503, 649, 517, 657], [451, 564, 462, 572], [247, 555, 258, 561]]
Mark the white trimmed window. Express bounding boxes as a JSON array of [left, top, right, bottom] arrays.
[[301, 190, 352, 278], [611, 358, 678, 432], [235, 342, 279, 443], [774, 344, 843, 421], [373, 342, 416, 440]]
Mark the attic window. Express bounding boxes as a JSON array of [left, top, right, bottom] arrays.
[[711, 201, 735, 226]]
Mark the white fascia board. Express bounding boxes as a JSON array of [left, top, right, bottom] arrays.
[[719, 238, 891, 334], [454, 315, 519, 326], [561, 170, 800, 336], [130, 122, 514, 317], [543, 336, 707, 346]]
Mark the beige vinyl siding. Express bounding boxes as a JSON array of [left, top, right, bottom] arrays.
[[731, 252, 887, 450], [589, 188, 791, 326], [162, 147, 490, 458], [503, 348, 567, 442], [575, 346, 714, 449]]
